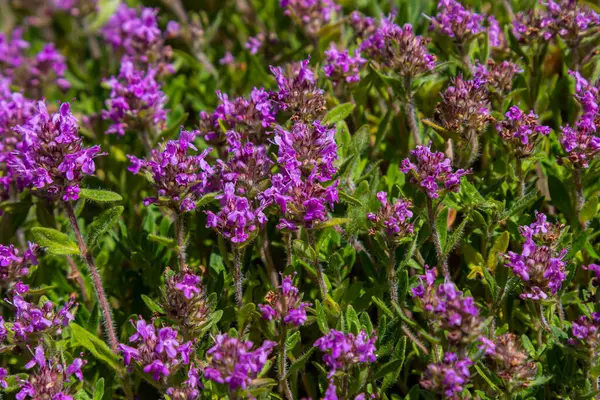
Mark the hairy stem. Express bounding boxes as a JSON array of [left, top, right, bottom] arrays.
[[63, 202, 119, 353], [426, 197, 449, 279], [232, 246, 244, 308], [404, 77, 421, 146], [285, 232, 293, 267], [175, 212, 186, 271], [388, 246, 398, 305], [307, 230, 327, 300], [279, 319, 293, 400], [515, 157, 525, 197], [573, 167, 587, 229]]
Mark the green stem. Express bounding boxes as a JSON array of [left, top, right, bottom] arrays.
[[403, 76, 421, 146], [175, 212, 186, 271], [515, 157, 525, 197], [279, 321, 293, 399], [574, 167, 586, 229], [233, 246, 244, 309], [388, 245, 398, 305]]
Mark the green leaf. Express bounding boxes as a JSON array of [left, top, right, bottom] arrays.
[[580, 196, 598, 224], [528, 375, 554, 387], [88, 0, 121, 31], [338, 191, 362, 206], [500, 189, 538, 220], [435, 207, 449, 250], [486, 231, 510, 271], [80, 189, 123, 203], [521, 334, 536, 357], [31, 227, 80, 255], [373, 358, 404, 380], [284, 347, 316, 379], [313, 217, 350, 230], [474, 364, 501, 392], [141, 294, 165, 314], [350, 125, 370, 155], [315, 300, 329, 334], [443, 214, 470, 257], [147, 234, 176, 248], [86, 206, 124, 247], [323, 103, 355, 125], [345, 305, 360, 334], [74, 390, 93, 400], [286, 331, 301, 349], [238, 303, 256, 331], [371, 296, 394, 318], [293, 239, 317, 262], [70, 323, 119, 370], [196, 192, 220, 208], [94, 378, 105, 400]]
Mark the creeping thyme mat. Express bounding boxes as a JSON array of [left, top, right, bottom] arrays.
[[1, 0, 600, 398]]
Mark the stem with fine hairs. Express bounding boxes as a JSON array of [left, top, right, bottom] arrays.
[[63, 201, 119, 353], [175, 212, 186, 271], [404, 76, 421, 146], [307, 230, 327, 300], [232, 246, 244, 308]]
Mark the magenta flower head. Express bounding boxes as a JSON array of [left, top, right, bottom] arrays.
[[0, 28, 29, 77], [497, 106, 551, 157], [474, 60, 523, 97], [505, 212, 567, 300], [314, 329, 377, 377], [102, 60, 167, 137], [367, 191, 414, 244], [420, 352, 472, 398], [9, 101, 104, 202], [203, 333, 276, 391], [429, 0, 485, 43], [127, 129, 213, 212], [560, 124, 600, 168], [17, 345, 87, 400], [280, 0, 340, 38], [358, 15, 436, 77], [569, 313, 600, 356], [118, 317, 194, 381], [0, 242, 39, 288], [166, 366, 201, 400], [323, 44, 366, 85], [401, 143, 471, 199], [164, 269, 209, 334], [270, 58, 326, 122], [27, 43, 70, 92], [258, 274, 311, 326]]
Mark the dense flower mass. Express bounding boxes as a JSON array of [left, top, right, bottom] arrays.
[[367, 191, 414, 241], [128, 129, 213, 212], [163, 269, 209, 334], [314, 329, 377, 377], [497, 106, 551, 156], [119, 318, 193, 381], [280, 0, 340, 37], [323, 45, 366, 85], [484, 333, 538, 390], [429, 0, 485, 43], [203, 334, 275, 390], [9, 102, 103, 201], [475, 59, 522, 96], [401, 143, 471, 198], [102, 60, 168, 137], [505, 212, 567, 300], [259, 274, 311, 326], [0, 243, 38, 288], [420, 352, 472, 398], [569, 313, 600, 355]]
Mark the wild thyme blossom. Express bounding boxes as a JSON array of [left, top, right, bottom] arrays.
[[27, 43, 70, 92], [258, 274, 311, 326], [270, 59, 326, 122], [322, 44, 366, 85], [166, 366, 201, 400], [9, 102, 104, 202], [487, 16, 506, 49], [401, 143, 471, 199], [484, 333, 538, 391], [101, 4, 175, 74], [163, 269, 209, 334], [429, 0, 485, 43], [7, 288, 76, 343], [16, 345, 86, 400], [127, 129, 213, 212], [217, 141, 273, 195], [569, 313, 600, 357], [358, 16, 436, 77], [412, 266, 483, 346], [420, 352, 472, 399], [245, 35, 264, 55], [474, 59, 523, 97], [118, 318, 194, 381], [367, 191, 414, 242], [203, 334, 276, 390], [569, 71, 600, 133], [102, 60, 168, 137], [560, 124, 600, 168], [279, 0, 340, 38], [0, 242, 39, 288], [497, 106, 551, 157], [435, 76, 492, 142], [0, 28, 29, 77], [314, 329, 377, 377], [505, 212, 567, 300]]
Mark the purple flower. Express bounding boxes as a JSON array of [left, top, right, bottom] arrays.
[[367, 191, 414, 241], [474, 59, 523, 97], [0, 242, 38, 288], [166, 366, 202, 400], [102, 60, 167, 137], [258, 274, 311, 326], [0, 367, 7, 389], [487, 16, 505, 48], [497, 106, 550, 156], [204, 334, 276, 390], [430, 0, 485, 43], [10, 102, 104, 202], [323, 44, 366, 85], [420, 352, 472, 398], [245, 35, 263, 55], [401, 143, 471, 198], [128, 128, 213, 212], [280, 0, 340, 37], [560, 124, 600, 168], [314, 329, 377, 377], [219, 52, 235, 65]]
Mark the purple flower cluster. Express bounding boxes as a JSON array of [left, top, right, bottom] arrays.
[[367, 191, 414, 241], [487, 16, 506, 49], [101, 5, 176, 74], [314, 329, 377, 377], [128, 129, 213, 212], [474, 59, 523, 97], [102, 60, 168, 137], [217, 142, 273, 195], [560, 124, 600, 168], [9, 102, 103, 202], [164, 269, 209, 334], [204, 333, 275, 390], [245, 35, 264, 55], [356, 15, 436, 77], [497, 106, 551, 157], [119, 318, 194, 381], [401, 143, 471, 199], [166, 367, 201, 400], [280, 0, 340, 37], [483, 333, 538, 390], [420, 352, 472, 399], [505, 212, 567, 300], [323, 44, 366, 85], [17, 345, 86, 400], [0, 28, 29, 76], [429, 0, 485, 43], [6, 287, 76, 343], [270, 59, 326, 122], [0, 242, 38, 288], [259, 274, 311, 326], [569, 313, 600, 351], [435, 76, 492, 139], [412, 266, 483, 345]]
